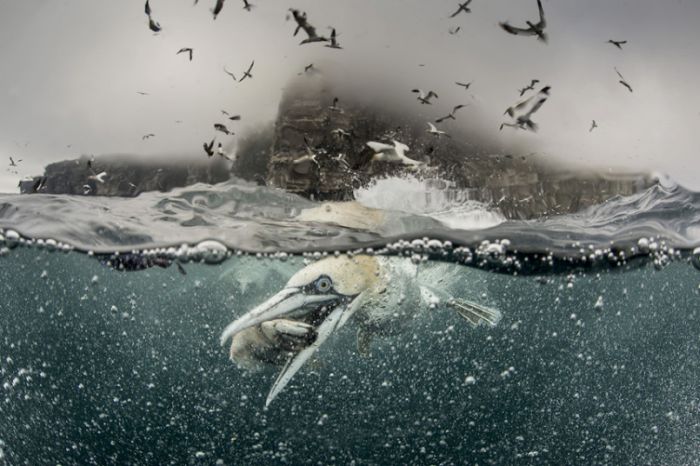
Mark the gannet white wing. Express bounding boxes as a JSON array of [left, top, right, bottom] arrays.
[[366, 141, 393, 153]]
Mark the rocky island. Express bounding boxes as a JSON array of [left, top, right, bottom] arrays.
[[20, 75, 655, 220]]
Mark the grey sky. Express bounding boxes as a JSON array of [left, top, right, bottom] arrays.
[[1, 0, 699, 192]]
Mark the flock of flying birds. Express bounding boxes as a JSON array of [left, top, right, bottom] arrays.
[[9, 0, 637, 184]]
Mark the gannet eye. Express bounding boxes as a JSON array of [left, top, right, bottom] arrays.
[[315, 276, 332, 293]]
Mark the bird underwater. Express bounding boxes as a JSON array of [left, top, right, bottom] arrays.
[[220, 254, 502, 406]]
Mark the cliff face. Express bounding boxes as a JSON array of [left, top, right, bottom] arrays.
[[20, 155, 231, 196], [261, 75, 654, 219]]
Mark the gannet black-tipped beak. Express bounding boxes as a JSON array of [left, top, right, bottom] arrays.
[[220, 288, 340, 347]]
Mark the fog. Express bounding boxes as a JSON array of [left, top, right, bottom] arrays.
[[1, 0, 699, 192]]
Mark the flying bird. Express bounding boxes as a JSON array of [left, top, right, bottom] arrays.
[[501, 86, 550, 131], [435, 104, 468, 123], [412, 89, 439, 104], [325, 28, 342, 49], [289, 9, 328, 45], [607, 39, 627, 50], [500, 0, 547, 43], [615, 67, 633, 92], [142, 133, 155, 140], [518, 79, 540, 96], [223, 66, 237, 81], [455, 81, 472, 90], [504, 86, 550, 117], [590, 120, 598, 132], [228, 114, 241, 121], [217, 142, 233, 161], [214, 123, 233, 135], [366, 140, 423, 166], [148, 16, 162, 32], [203, 139, 215, 157], [212, 0, 225, 19], [450, 0, 472, 17], [144, 0, 151, 16], [9, 157, 21, 167], [177, 47, 193, 61], [136, 91, 149, 95], [88, 171, 107, 184], [242, 0, 254, 11], [426, 122, 448, 137], [448, 26, 461, 35], [220, 255, 501, 406], [239, 61, 254, 82]]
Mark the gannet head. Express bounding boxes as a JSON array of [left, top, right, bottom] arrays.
[[220, 255, 382, 406]]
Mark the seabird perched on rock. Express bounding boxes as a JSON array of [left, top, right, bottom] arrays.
[[366, 140, 422, 166], [615, 67, 633, 92], [325, 28, 342, 49], [177, 47, 193, 61], [590, 120, 598, 132], [412, 89, 439, 105], [214, 123, 233, 135], [212, 0, 225, 19], [435, 104, 468, 123], [450, 0, 472, 17], [239, 61, 254, 82], [203, 138, 215, 157], [220, 255, 502, 406], [426, 122, 448, 137], [607, 39, 627, 50], [500, 0, 547, 43], [518, 79, 540, 96], [289, 9, 329, 45]]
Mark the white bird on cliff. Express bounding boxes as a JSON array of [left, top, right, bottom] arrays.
[[220, 255, 502, 406]]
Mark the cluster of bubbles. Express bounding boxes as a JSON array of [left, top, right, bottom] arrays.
[[0, 227, 698, 274]]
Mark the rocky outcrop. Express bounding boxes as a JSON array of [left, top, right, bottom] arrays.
[[20, 155, 231, 196], [259, 75, 655, 219]]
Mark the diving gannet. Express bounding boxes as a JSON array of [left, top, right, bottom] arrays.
[[220, 255, 502, 406], [366, 140, 423, 166], [500, 0, 547, 43]]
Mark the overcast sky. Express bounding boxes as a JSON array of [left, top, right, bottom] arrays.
[[1, 0, 699, 192]]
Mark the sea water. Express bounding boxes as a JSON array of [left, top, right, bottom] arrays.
[[0, 178, 698, 465]]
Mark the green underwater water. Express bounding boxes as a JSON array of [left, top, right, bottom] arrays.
[[0, 248, 698, 465]]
